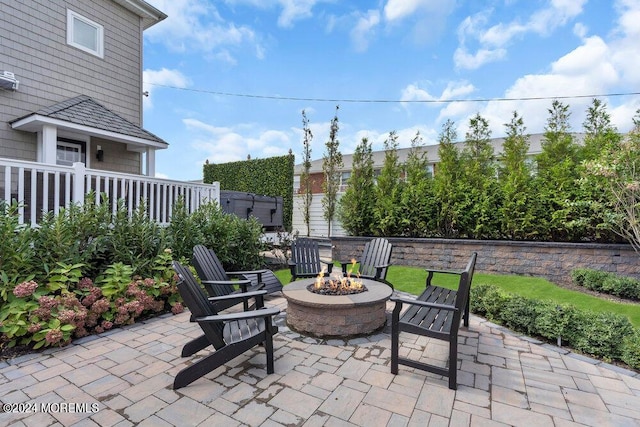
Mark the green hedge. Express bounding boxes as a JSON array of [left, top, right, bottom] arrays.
[[571, 268, 640, 301], [203, 153, 294, 230], [470, 283, 640, 369]]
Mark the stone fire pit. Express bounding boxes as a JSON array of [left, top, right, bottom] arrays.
[[282, 278, 393, 338]]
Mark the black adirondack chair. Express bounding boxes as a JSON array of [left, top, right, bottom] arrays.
[[192, 244, 267, 310], [390, 252, 477, 390], [341, 238, 393, 287], [172, 261, 279, 389], [288, 238, 334, 281]]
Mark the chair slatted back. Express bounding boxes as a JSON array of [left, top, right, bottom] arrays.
[[172, 261, 225, 349], [455, 252, 477, 314], [192, 245, 236, 297], [359, 238, 392, 280], [291, 238, 324, 278]]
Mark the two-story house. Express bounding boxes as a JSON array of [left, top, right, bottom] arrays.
[[0, 0, 218, 224]]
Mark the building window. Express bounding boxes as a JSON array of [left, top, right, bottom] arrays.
[[425, 164, 434, 178], [56, 139, 85, 166], [67, 10, 104, 58], [339, 172, 351, 191]]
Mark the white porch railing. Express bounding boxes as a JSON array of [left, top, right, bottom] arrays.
[[0, 158, 220, 226]]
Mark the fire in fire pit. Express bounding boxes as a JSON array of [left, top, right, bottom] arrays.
[[307, 259, 368, 296]]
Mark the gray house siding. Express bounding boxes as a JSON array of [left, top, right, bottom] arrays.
[[0, 0, 145, 168], [91, 137, 141, 174]]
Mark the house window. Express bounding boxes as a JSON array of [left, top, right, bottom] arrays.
[[56, 139, 85, 166], [67, 10, 104, 58]]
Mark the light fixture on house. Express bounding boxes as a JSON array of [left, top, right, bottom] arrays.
[[96, 145, 104, 162], [0, 71, 19, 91]]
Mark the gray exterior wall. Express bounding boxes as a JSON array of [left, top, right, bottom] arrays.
[[90, 137, 141, 174], [0, 0, 144, 167]]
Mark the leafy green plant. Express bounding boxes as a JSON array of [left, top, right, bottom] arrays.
[[46, 263, 84, 294], [97, 263, 135, 298]]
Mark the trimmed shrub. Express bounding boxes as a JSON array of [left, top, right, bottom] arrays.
[[470, 283, 638, 368], [571, 268, 640, 301]]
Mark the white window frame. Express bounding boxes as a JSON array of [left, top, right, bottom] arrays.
[[67, 9, 104, 58], [56, 140, 83, 166]]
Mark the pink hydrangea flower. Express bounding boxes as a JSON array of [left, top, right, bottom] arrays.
[[13, 280, 38, 298], [27, 323, 42, 333], [45, 329, 63, 345], [171, 302, 184, 314], [77, 277, 93, 289]]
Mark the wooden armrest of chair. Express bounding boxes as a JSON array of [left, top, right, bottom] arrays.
[[195, 307, 280, 323], [391, 295, 458, 312], [207, 289, 267, 302]]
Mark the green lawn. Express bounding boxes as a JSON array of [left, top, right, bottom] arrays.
[[275, 264, 640, 328]]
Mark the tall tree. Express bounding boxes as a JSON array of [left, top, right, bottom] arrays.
[[300, 110, 313, 236], [321, 106, 343, 237], [433, 120, 462, 237], [534, 99, 581, 240], [372, 131, 404, 236], [400, 131, 437, 236], [582, 98, 621, 161], [572, 99, 622, 241], [460, 113, 498, 238], [338, 137, 375, 236], [498, 111, 535, 239]]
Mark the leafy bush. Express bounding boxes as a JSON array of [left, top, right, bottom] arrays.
[[571, 268, 640, 301], [470, 283, 639, 369], [0, 250, 181, 350], [0, 196, 266, 352]]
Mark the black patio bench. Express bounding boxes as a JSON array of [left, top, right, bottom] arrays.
[[390, 252, 477, 390]]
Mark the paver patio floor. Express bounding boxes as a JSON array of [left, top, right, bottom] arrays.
[[1, 292, 639, 426]]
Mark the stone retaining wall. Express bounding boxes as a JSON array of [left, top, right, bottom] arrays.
[[331, 237, 640, 285]]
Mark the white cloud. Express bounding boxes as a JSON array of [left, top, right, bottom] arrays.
[[145, 0, 261, 62], [453, 46, 506, 70], [468, 20, 638, 138], [142, 68, 189, 109], [278, 0, 318, 28], [182, 118, 293, 164], [401, 81, 476, 110], [383, 0, 456, 45], [455, 0, 587, 70], [350, 10, 381, 52], [383, 0, 424, 22]]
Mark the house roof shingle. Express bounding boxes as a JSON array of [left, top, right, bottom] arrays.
[[21, 95, 167, 145]]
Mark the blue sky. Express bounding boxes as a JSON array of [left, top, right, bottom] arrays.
[[141, 0, 640, 181]]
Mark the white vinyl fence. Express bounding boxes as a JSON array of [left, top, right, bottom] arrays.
[[0, 159, 220, 226]]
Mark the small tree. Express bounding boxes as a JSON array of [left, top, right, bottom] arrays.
[[372, 131, 404, 236], [338, 137, 375, 236], [400, 131, 436, 237], [300, 110, 313, 236], [321, 106, 343, 237], [586, 110, 640, 252], [433, 120, 462, 237]]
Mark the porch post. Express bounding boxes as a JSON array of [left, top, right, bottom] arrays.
[[40, 124, 57, 164], [146, 148, 156, 177], [72, 162, 86, 206]]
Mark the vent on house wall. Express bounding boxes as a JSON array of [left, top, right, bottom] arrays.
[[0, 71, 19, 91]]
